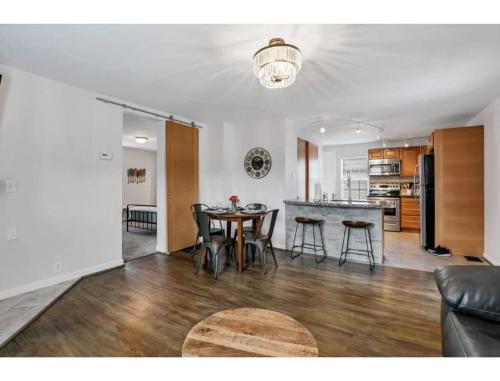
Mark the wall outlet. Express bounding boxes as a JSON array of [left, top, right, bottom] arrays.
[[6, 227, 18, 241], [54, 262, 62, 273], [99, 152, 113, 161], [5, 178, 17, 193]]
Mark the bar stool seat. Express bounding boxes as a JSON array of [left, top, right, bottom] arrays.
[[295, 216, 323, 225], [289, 216, 327, 263], [342, 220, 370, 229], [339, 220, 375, 271]]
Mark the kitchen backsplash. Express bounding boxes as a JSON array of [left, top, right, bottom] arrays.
[[369, 176, 414, 184], [370, 176, 416, 196]]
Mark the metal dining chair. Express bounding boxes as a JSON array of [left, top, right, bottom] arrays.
[[233, 203, 268, 249], [242, 209, 279, 274], [190, 203, 225, 255], [193, 211, 236, 280]]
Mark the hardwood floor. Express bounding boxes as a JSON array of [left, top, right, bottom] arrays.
[[0, 249, 442, 356]]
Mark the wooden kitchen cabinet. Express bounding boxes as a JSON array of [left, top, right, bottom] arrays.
[[368, 148, 384, 159], [420, 145, 430, 155], [427, 132, 434, 152], [383, 148, 400, 159], [434, 125, 484, 257], [401, 197, 420, 231], [368, 148, 400, 159], [400, 146, 419, 176]]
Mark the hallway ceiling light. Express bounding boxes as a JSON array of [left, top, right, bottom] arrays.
[[253, 38, 302, 89], [135, 136, 149, 144], [320, 127, 326, 134], [356, 122, 361, 134]]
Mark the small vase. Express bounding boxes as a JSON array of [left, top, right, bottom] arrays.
[[230, 200, 237, 212]]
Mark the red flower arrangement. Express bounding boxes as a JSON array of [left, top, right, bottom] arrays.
[[229, 195, 240, 202]]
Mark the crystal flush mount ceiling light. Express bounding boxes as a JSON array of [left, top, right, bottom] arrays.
[[253, 38, 302, 89]]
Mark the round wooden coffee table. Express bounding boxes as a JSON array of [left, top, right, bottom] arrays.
[[182, 308, 319, 357]]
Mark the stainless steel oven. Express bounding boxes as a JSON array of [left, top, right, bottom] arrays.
[[369, 158, 401, 176], [368, 183, 401, 231]]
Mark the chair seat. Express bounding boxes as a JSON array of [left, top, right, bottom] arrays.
[[209, 235, 232, 244], [244, 232, 269, 242], [295, 216, 324, 224], [342, 220, 370, 228]]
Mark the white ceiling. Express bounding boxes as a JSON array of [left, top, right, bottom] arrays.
[[122, 111, 161, 151], [1, 25, 500, 145]]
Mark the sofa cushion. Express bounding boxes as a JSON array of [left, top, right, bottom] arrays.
[[443, 310, 500, 357], [435, 266, 500, 323]]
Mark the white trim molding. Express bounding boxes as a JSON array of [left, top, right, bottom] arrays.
[[0, 259, 124, 301], [484, 253, 498, 266]]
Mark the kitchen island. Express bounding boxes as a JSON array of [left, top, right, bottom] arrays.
[[284, 200, 385, 265]]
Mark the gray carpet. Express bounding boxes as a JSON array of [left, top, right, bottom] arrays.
[[122, 222, 157, 261]]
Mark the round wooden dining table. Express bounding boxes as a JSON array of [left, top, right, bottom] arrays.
[[207, 210, 266, 272]]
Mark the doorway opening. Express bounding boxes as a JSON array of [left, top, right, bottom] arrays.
[[121, 111, 165, 261]]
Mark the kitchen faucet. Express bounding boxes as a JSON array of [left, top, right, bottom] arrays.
[[347, 170, 352, 204]]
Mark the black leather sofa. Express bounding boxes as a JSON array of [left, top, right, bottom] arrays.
[[435, 266, 500, 357]]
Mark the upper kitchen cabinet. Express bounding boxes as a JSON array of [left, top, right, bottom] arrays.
[[420, 145, 430, 154], [369, 148, 400, 159], [428, 132, 434, 152], [383, 148, 400, 159], [400, 146, 420, 176], [368, 148, 384, 159]]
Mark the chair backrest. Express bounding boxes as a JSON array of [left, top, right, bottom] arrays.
[[193, 211, 212, 242], [191, 203, 209, 213], [261, 209, 279, 240], [245, 203, 267, 211]]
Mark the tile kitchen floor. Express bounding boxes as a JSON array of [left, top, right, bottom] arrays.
[[383, 231, 489, 272]]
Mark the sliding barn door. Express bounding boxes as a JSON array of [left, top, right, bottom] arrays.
[[166, 121, 199, 253]]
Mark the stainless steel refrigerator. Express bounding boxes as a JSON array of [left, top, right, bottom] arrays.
[[415, 154, 435, 249]]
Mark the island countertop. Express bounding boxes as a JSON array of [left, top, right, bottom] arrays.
[[283, 199, 385, 209]]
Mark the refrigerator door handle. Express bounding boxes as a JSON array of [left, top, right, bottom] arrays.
[[414, 163, 420, 205]]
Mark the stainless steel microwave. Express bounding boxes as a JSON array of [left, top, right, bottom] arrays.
[[369, 158, 401, 176]]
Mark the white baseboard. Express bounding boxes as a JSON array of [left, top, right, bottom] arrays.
[[484, 252, 498, 266], [0, 258, 124, 301]]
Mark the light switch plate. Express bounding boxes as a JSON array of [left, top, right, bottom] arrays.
[[7, 227, 18, 241], [5, 178, 16, 193]]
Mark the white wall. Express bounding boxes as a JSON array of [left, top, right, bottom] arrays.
[[467, 97, 500, 265], [0, 65, 124, 299], [156, 124, 167, 253], [196, 118, 301, 249], [322, 139, 427, 199], [122, 147, 157, 206], [198, 119, 226, 207]]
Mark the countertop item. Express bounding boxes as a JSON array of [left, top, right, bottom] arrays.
[[284, 199, 384, 209]]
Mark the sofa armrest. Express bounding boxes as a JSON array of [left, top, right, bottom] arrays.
[[435, 266, 500, 323]]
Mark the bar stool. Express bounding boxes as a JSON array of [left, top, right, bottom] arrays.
[[289, 217, 327, 263], [339, 220, 375, 271]]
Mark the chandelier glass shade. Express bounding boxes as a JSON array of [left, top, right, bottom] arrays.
[[253, 38, 302, 89]]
